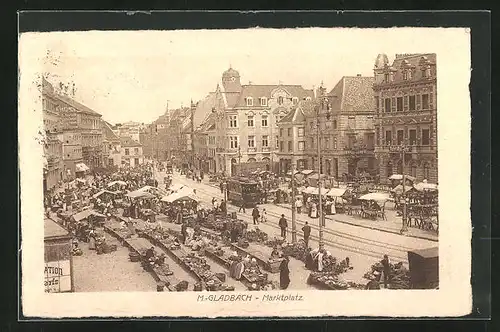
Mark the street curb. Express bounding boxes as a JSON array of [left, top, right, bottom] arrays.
[[187, 179, 438, 242]]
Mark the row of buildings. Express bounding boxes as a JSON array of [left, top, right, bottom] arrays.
[[41, 78, 144, 193], [142, 52, 438, 184]]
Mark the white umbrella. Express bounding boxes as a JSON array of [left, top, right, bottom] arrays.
[[107, 180, 126, 187], [326, 188, 347, 197], [75, 163, 90, 172], [359, 192, 391, 202]]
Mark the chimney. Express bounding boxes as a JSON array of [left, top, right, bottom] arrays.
[[356, 74, 361, 77], [248, 81, 252, 85]]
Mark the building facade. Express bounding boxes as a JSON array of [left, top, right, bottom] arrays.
[[276, 102, 309, 173], [304, 76, 376, 181], [55, 94, 103, 173], [42, 78, 64, 191], [212, 67, 314, 176], [102, 120, 121, 168], [373, 53, 438, 184], [120, 137, 144, 168]]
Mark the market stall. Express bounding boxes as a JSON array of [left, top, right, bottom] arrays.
[[358, 192, 391, 220], [44, 217, 74, 293], [407, 247, 439, 289]]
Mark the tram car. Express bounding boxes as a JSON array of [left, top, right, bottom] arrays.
[[227, 176, 261, 208]]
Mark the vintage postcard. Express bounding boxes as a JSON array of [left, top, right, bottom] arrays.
[[19, 27, 471, 318]]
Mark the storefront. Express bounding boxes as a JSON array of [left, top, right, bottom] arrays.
[[44, 218, 74, 293]]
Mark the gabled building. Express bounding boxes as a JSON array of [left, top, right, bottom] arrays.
[[276, 101, 309, 173], [373, 53, 438, 183], [305, 75, 376, 180], [120, 137, 144, 168], [101, 120, 121, 168], [212, 67, 314, 176]]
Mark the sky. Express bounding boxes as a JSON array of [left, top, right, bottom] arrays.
[[22, 28, 466, 124]]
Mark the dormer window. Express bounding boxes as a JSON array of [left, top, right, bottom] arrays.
[[246, 97, 253, 106], [403, 70, 409, 80], [305, 97, 312, 101], [260, 97, 267, 106], [292, 97, 299, 105], [384, 73, 390, 82], [278, 96, 284, 105]]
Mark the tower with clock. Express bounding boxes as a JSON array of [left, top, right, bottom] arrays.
[[221, 66, 242, 93]]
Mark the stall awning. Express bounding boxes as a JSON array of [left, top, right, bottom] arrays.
[[126, 190, 155, 199], [326, 188, 347, 197], [359, 192, 391, 202], [107, 180, 127, 187], [169, 183, 185, 192], [72, 210, 94, 222], [391, 184, 416, 194], [75, 163, 90, 172], [92, 190, 116, 199], [307, 173, 328, 180], [302, 187, 327, 195], [389, 174, 416, 181], [414, 182, 438, 191], [301, 169, 315, 175]]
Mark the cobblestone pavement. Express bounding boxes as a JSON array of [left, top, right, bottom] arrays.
[[72, 236, 157, 292], [158, 170, 438, 284]]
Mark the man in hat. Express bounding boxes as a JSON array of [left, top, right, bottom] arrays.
[[279, 214, 288, 239], [301, 222, 311, 248]]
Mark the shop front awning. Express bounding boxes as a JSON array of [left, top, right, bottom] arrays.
[[75, 163, 90, 172]]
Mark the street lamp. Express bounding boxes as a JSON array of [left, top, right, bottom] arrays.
[[395, 143, 411, 234], [291, 163, 297, 243], [237, 146, 242, 175], [315, 83, 330, 250]]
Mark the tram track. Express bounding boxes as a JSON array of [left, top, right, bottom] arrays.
[[163, 176, 409, 262]]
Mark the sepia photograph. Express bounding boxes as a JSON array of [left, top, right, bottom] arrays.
[[19, 26, 471, 318]]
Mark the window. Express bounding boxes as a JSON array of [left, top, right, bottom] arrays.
[[279, 128, 284, 137], [385, 130, 392, 145], [409, 95, 416, 110], [247, 116, 254, 127], [422, 94, 430, 109], [230, 136, 239, 148], [287, 128, 292, 136], [384, 73, 390, 82], [246, 97, 253, 106], [134, 148, 139, 155], [247, 135, 255, 148], [310, 121, 315, 129], [288, 141, 292, 151], [279, 141, 284, 152], [298, 141, 305, 151], [422, 129, 430, 145], [260, 97, 267, 106], [275, 136, 279, 149], [125, 148, 129, 155], [298, 127, 304, 137], [422, 69, 427, 78], [397, 130, 404, 145], [325, 137, 330, 149], [261, 115, 268, 127], [396, 97, 403, 112], [423, 163, 430, 179], [262, 135, 269, 147], [409, 130, 417, 145], [278, 96, 284, 105], [384, 98, 391, 112], [306, 97, 312, 101], [333, 137, 337, 150], [292, 97, 299, 105], [229, 115, 238, 128]]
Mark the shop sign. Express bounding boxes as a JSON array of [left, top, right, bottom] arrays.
[[44, 260, 72, 293]]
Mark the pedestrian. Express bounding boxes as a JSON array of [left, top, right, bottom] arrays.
[[279, 256, 291, 290], [296, 197, 303, 214], [301, 221, 311, 248], [279, 214, 288, 239], [381, 254, 391, 288], [220, 199, 227, 215], [220, 182, 224, 194], [259, 208, 268, 223], [181, 222, 188, 244], [252, 206, 260, 225], [238, 201, 246, 213]]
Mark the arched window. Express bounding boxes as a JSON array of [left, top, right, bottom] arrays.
[[278, 96, 284, 105], [247, 158, 256, 163], [411, 163, 417, 177], [397, 160, 403, 174], [387, 161, 393, 177], [262, 157, 270, 163], [423, 162, 430, 180]]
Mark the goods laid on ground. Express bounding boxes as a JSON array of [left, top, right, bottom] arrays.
[[322, 256, 352, 274], [264, 237, 285, 248], [237, 238, 250, 248], [175, 280, 189, 291], [308, 272, 349, 290], [363, 261, 411, 289], [282, 240, 307, 262], [244, 228, 269, 243]]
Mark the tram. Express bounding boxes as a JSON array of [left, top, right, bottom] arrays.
[[227, 176, 260, 208]]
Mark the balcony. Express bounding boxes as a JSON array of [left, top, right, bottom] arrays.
[[247, 147, 256, 153], [262, 147, 270, 152]]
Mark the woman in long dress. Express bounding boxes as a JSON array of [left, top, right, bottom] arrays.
[[279, 256, 291, 289], [88, 229, 96, 250], [311, 202, 318, 218]]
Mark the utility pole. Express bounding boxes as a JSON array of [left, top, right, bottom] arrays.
[[191, 100, 195, 170], [316, 83, 329, 250], [291, 163, 297, 243], [400, 143, 410, 234], [238, 146, 242, 175]]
